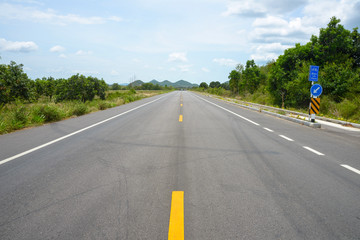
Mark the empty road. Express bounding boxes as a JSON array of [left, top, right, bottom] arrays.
[[1, 91, 359, 239]]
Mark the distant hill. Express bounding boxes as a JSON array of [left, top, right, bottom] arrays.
[[129, 80, 144, 87], [147, 79, 198, 88], [150, 80, 160, 85], [173, 80, 198, 88]]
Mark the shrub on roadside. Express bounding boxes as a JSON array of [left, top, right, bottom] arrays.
[[13, 106, 28, 125], [32, 105, 63, 122], [72, 103, 88, 116], [338, 99, 358, 120], [98, 102, 114, 110]]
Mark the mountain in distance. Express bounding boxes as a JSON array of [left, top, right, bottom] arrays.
[[149, 79, 198, 88], [129, 80, 144, 87], [173, 80, 198, 88]]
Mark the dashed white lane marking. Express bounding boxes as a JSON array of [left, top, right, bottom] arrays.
[[303, 146, 325, 156], [263, 127, 274, 132], [192, 93, 331, 158], [0, 95, 167, 166], [341, 165, 360, 175], [279, 135, 294, 142]]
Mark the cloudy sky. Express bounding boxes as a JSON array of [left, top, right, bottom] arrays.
[[0, 0, 359, 84]]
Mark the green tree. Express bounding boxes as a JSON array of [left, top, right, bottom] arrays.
[[319, 59, 358, 102], [228, 70, 240, 93], [111, 83, 121, 90], [317, 17, 352, 65], [243, 60, 261, 94], [55, 74, 107, 102], [220, 81, 230, 90], [199, 82, 208, 89], [351, 27, 360, 68], [34, 78, 46, 99], [44, 77, 56, 101], [0, 61, 32, 104], [268, 60, 288, 108], [209, 81, 221, 88]]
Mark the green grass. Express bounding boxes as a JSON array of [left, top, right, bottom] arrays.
[[0, 90, 169, 135]]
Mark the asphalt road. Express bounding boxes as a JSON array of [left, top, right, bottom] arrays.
[[0, 91, 359, 239]]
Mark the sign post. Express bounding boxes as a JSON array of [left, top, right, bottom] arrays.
[[308, 66, 321, 122]]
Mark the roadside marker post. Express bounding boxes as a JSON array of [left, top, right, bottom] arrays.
[[308, 66, 322, 123], [309, 97, 320, 114]]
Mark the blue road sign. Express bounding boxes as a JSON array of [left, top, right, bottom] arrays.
[[310, 84, 323, 97], [309, 65, 319, 82]]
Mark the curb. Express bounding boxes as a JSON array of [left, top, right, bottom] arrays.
[[262, 110, 321, 128], [222, 96, 360, 129], [204, 94, 322, 129]]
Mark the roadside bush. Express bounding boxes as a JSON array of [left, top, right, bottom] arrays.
[[13, 106, 28, 125], [106, 91, 124, 101], [72, 103, 88, 116], [33, 105, 63, 122], [98, 102, 113, 110], [338, 99, 358, 120], [320, 95, 336, 116]]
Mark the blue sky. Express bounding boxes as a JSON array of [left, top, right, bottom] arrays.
[[0, 0, 359, 85]]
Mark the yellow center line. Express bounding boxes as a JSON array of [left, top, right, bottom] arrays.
[[168, 191, 184, 240], [179, 115, 183, 122]]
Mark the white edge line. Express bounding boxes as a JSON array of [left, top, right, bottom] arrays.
[[279, 135, 294, 142], [193, 94, 260, 126], [341, 165, 360, 175], [0, 95, 166, 166], [303, 146, 325, 156], [263, 127, 274, 132]]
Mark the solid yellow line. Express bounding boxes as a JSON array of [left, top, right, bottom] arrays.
[[179, 115, 183, 122], [168, 191, 184, 240]]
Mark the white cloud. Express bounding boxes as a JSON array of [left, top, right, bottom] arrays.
[[178, 64, 192, 72], [253, 42, 292, 53], [111, 70, 120, 76], [0, 3, 122, 25], [302, 0, 360, 29], [201, 67, 210, 72], [168, 52, 188, 62], [50, 45, 65, 52], [0, 38, 38, 52], [251, 16, 316, 45], [213, 58, 238, 67], [222, 0, 308, 17], [222, 1, 266, 17], [12, 0, 43, 5], [59, 54, 67, 58], [108, 16, 123, 22], [250, 53, 278, 62], [75, 50, 93, 56], [71, 69, 99, 75]]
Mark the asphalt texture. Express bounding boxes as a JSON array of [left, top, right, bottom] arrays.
[[0, 91, 359, 239]]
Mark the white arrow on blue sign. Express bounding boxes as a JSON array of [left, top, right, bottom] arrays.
[[310, 84, 323, 97], [309, 65, 319, 82]]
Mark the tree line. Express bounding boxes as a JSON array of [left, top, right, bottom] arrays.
[[199, 17, 360, 111], [0, 61, 108, 104]]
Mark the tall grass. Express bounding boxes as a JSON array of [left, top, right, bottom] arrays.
[[0, 90, 168, 134]]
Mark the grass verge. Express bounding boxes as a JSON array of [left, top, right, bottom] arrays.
[[0, 90, 170, 135]]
